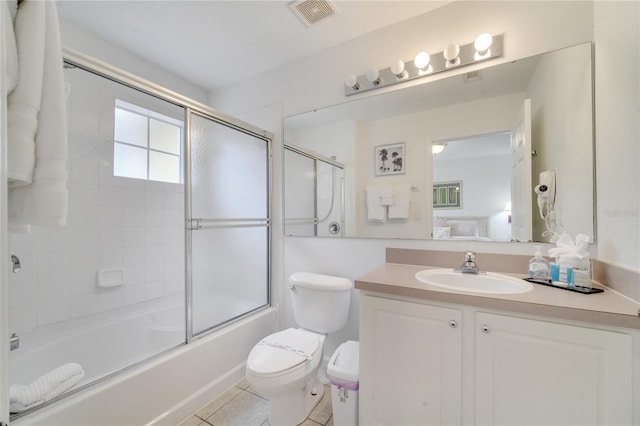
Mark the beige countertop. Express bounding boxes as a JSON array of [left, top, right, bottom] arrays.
[[355, 263, 640, 330]]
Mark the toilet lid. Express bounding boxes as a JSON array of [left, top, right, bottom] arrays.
[[248, 328, 320, 376]]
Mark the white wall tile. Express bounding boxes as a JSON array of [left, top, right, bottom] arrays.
[[123, 246, 145, 267], [124, 207, 145, 228], [9, 280, 36, 309], [123, 228, 145, 247], [99, 206, 124, 228], [163, 209, 184, 227], [145, 208, 164, 227], [163, 276, 185, 295], [69, 160, 100, 184], [145, 190, 164, 209], [68, 205, 99, 228], [98, 287, 124, 312], [68, 228, 99, 250], [10, 307, 37, 333], [145, 263, 164, 282], [99, 227, 124, 250], [144, 280, 164, 300], [163, 191, 183, 209], [123, 187, 145, 208], [9, 232, 38, 255], [145, 244, 163, 264], [70, 294, 99, 318], [69, 183, 99, 207], [99, 185, 124, 207], [124, 265, 145, 285], [145, 227, 164, 245], [70, 269, 98, 296], [37, 253, 69, 279], [124, 284, 146, 305], [37, 299, 70, 327], [99, 247, 123, 270]]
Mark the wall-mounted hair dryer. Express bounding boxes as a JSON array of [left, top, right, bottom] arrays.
[[535, 170, 556, 220]]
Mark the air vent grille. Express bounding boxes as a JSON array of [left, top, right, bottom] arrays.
[[463, 70, 482, 83], [290, 0, 338, 26]]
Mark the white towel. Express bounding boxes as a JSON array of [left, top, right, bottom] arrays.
[[365, 185, 387, 222], [2, 0, 18, 93], [379, 185, 394, 206], [389, 184, 411, 219], [10, 362, 85, 412], [8, 0, 68, 227]]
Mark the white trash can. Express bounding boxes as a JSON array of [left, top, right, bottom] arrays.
[[327, 340, 359, 426]]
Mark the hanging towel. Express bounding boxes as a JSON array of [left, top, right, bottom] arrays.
[[2, 0, 19, 93], [365, 185, 387, 222], [389, 184, 411, 219], [379, 184, 394, 206], [8, 0, 68, 227], [10, 362, 85, 412]]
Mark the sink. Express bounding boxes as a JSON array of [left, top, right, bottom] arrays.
[[414, 268, 533, 295]]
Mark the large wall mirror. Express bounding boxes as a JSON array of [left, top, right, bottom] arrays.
[[284, 43, 594, 243]]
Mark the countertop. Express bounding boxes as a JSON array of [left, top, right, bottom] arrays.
[[355, 263, 640, 330]]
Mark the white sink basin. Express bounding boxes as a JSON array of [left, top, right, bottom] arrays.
[[414, 268, 533, 295]]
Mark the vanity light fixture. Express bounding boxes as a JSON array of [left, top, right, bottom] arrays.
[[432, 143, 447, 155], [344, 33, 503, 96]]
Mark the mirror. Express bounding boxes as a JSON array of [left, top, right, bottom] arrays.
[[284, 43, 594, 242]]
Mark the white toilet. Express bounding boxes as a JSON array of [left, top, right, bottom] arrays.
[[246, 272, 352, 426]]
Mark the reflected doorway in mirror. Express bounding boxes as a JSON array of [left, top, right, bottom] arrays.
[[375, 142, 406, 176]]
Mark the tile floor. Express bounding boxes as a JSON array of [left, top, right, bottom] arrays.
[[178, 378, 333, 426]]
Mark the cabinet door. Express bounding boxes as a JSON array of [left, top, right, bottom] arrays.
[[475, 312, 633, 425], [360, 295, 462, 425]]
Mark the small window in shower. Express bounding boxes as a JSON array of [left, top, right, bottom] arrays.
[[114, 99, 184, 183]]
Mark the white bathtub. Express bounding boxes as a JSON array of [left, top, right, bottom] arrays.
[[12, 301, 276, 425]]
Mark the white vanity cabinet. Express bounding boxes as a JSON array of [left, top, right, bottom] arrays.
[[359, 293, 638, 425], [475, 312, 634, 426], [359, 294, 463, 426]]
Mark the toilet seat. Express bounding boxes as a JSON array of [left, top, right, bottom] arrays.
[[247, 328, 320, 378]]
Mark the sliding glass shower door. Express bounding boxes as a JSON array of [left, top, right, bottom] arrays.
[[187, 112, 270, 337]]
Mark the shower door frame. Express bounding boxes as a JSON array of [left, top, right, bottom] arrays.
[[60, 48, 273, 343]]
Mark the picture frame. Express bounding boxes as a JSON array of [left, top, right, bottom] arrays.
[[374, 142, 406, 176], [433, 181, 462, 208]]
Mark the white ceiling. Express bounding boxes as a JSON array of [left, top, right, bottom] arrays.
[[56, 0, 452, 92]]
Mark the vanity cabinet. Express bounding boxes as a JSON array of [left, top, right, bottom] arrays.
[[475, 312, 634, 425], [359, 293, 637, 425], [359, 295, 463, 426]]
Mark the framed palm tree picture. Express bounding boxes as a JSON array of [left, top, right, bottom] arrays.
[[375, 142, 406, 176]]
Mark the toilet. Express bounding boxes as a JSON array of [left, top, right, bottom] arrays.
[[246, 272, 352, 426]]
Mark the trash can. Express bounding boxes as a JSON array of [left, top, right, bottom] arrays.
[[327, 340, 359, 426]]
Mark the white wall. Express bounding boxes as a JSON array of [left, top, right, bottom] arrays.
[[209, 1, 640, 355], [593, 1, 640, 269], [59, 20, 209, 105]]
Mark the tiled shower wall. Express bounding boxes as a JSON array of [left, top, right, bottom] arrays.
[[8, 68, 186, 335]]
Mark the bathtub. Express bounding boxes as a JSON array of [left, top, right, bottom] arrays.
[[11, 299, 276, 425]]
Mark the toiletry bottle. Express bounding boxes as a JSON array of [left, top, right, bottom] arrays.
[[528, 246, 550, 281]]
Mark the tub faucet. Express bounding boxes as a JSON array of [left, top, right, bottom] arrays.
[[458, 251, 480, 274]]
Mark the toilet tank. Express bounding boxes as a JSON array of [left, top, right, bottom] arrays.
[[289, 272, 352, 334]]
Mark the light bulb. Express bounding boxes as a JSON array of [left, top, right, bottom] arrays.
[[344, 74, 359, 90], [443, 43, 460, 62], [390, 59, 407, 79], [474, 33, 493, 54], [414, 51, 431, 70], [366, 69, 381, 85]]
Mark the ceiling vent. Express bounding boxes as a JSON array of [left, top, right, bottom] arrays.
[[290, 0, 338, 27], [463, 70, 482, 83]]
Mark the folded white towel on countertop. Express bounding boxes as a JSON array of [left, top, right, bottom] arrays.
[[10, 362, 85, 412]]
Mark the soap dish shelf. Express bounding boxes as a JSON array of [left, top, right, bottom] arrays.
[[523, 278, 604, 294]]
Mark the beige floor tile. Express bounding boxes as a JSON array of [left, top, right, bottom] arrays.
[[196, 386, 243, 420], [325, 416, 333, 426], [297, 419, 323, 426], [308, 386, 333, 425], [178, 414, 209, 426], [205, 390, 269, 426], [235, 377, 251, 389]]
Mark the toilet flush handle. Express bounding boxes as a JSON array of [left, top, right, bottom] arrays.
[[288, 284, 296, 291]]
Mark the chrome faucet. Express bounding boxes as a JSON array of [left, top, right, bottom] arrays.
[[458, 251, 480, 274]]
